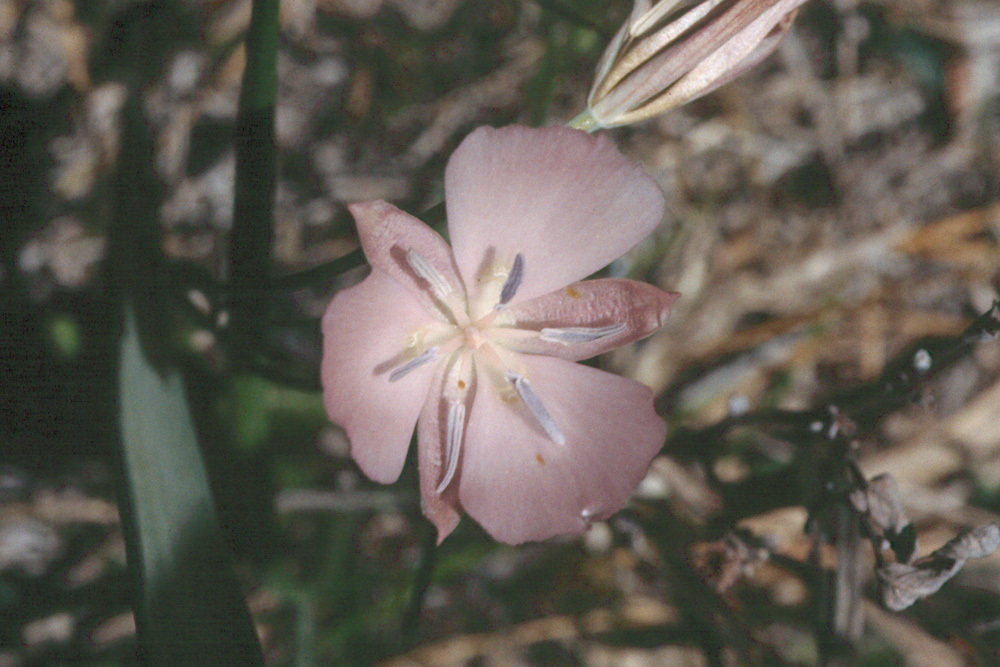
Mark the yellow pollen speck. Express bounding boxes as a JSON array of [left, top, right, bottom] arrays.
[[565, 286, 581, 299], [498, 383, 518, 403], [479, 262, 511, 283], [458, 379, 466, 389], [536, 454, 546, 465], [404, 329, 426, 351]]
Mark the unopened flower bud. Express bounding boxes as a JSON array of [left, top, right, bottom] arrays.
[[574, 0, 808, 129]]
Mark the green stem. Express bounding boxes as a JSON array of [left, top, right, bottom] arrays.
[[229, 0, 280, 362], [240, 0, 280, 112]]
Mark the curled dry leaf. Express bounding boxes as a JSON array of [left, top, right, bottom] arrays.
[[938, 523, 1000, 561], [863, 473, 917, 563], [878, 524, 1000, 611], [849, 471, 916, 563], [864, 474, 909, 536]]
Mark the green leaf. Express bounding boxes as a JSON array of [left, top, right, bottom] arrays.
[[118, 306, 265, 666]]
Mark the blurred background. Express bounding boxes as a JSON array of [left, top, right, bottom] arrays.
[[1, 0, 1000, 665]]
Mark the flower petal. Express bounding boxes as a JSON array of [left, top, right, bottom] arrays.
[[445, 126, 665, 313], [349, 200, 468, 323], [322, 270, 441, 483], [458, 354, 665, 544], [416, 359, 464, 543], [491, 279, 679, 361]]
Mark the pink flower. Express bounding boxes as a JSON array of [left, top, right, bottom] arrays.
[[322, 126, 678, 544]]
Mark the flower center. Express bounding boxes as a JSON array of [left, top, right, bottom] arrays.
[[462, 325, 487, 350], [386, 250, 570, 493]]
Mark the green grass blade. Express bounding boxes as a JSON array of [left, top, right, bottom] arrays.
[[118, 307, 265, 666], [229, 0, 280, 360]]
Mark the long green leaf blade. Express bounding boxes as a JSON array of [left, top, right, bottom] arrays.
[[118, 307, 265, 666]]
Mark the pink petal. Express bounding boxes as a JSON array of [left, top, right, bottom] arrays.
[[349, 200, 467, 319], [445, 126, 665, 308], [491, 279, 679, 361], [321, 270, 439, 483], [458, 354, 665, 544], [416, 361, 463, 543]]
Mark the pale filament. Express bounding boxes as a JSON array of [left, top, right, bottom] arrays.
[[405, 249, 452, 299], [437, 401, 465, 494], [436, 352, 475, 494], [405, 249, 468, 325], [539, 323, 627, 344], [388, 346, 439, 382], [504, 371, 566, 445]]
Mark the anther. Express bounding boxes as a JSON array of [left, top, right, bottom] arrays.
[[496, 253, 525, 308], [436, 401, 465, 493], [406, 250, 452, 300], [504, 371, 566, 445], [539, 323, 627, 344], [388, 347, 439, 382]]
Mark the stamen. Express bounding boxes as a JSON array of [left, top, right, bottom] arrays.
[[539, 323, 628, 344], [504, 371, 566, 445], [388, 347, 439, 382], [436, 401, 465, 493], [406, 250, 452, 300], [496, 253, 525, 308]]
